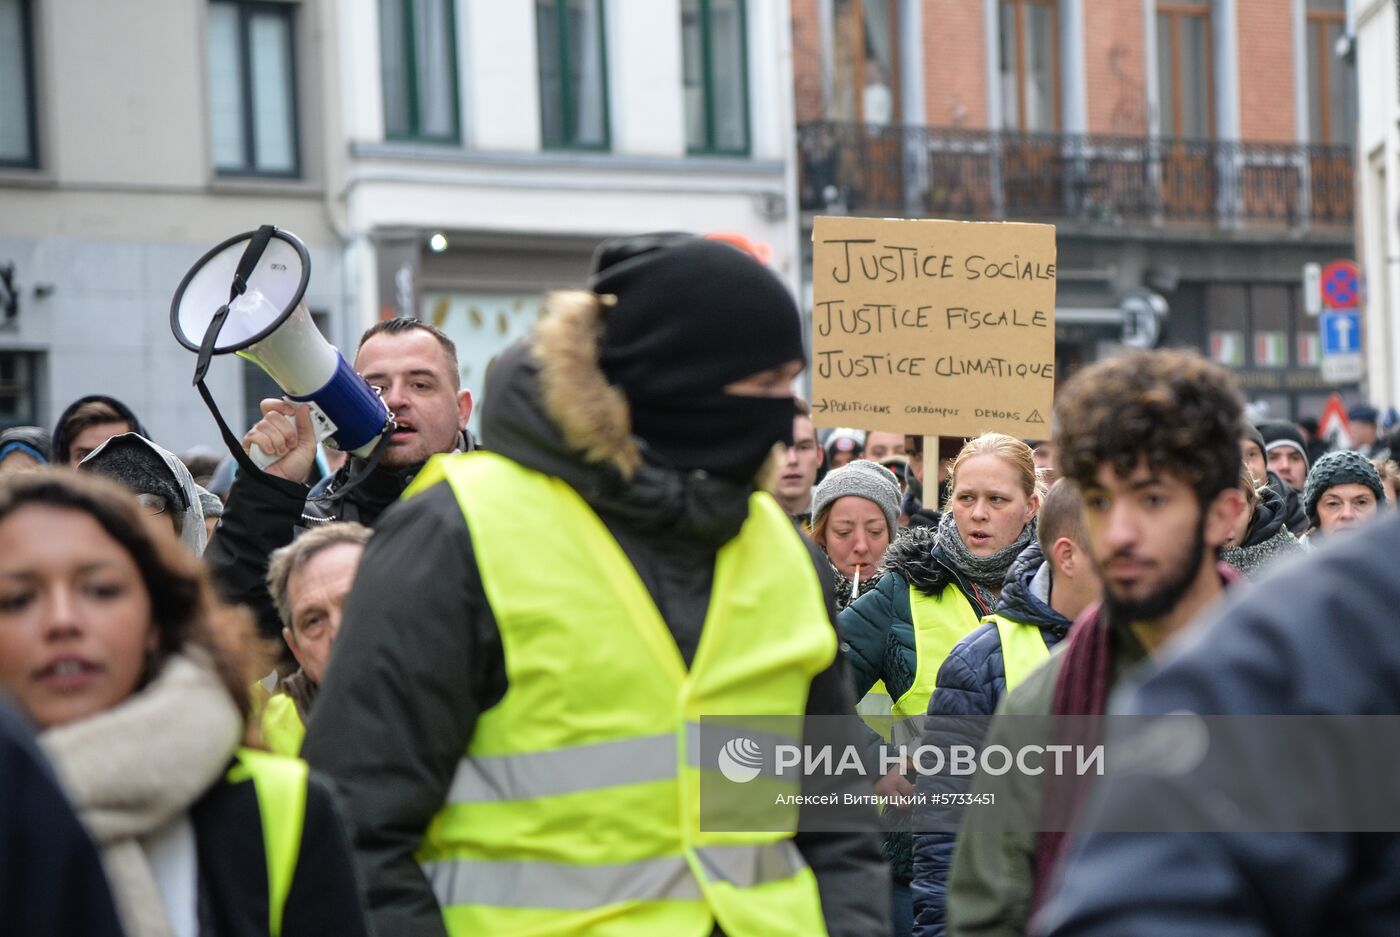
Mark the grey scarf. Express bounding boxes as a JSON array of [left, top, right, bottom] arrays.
[[930, 509, 1035, 592]]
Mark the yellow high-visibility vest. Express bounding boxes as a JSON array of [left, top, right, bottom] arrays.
[[857, 680, 895, 741], [889, 585, 983, 745], [259, 692, 306, 757], [988, 613, 1051, 693], [404, 452, 837, 937], [226, 747, 309, 937]]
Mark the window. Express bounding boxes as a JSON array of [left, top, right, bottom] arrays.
[[537, 0, 610, 149], [1307, 0, 1354, 145], [0, 0, 37, 167], [380, 0, 460, 142], [1156, 2, 1214, 138], [207, 1, 299, 176], [999, 0, 1060, 132], [682, 0, 749, 154], [0, 351, 41, 429], [829, 0, 900, 125], [1250, 284, 1291, 368], [1206, 284, 1246, 367]]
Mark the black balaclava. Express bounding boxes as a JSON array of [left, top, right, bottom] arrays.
[[591, 234, 805, 482]]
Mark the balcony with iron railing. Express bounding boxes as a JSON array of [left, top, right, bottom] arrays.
[[797, 122, 1354, 232]]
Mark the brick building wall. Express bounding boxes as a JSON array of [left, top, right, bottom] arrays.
[[1084, 0, 1149, 135], [792, 0, 824, 122], [1236, 0, 1297, 140], [923, 0, 988, 126], [791, 0, 1299, 140]]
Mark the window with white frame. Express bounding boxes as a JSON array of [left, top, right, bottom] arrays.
[[682, 0, 750, 154], [207, 1, 300, 176], [0, 0, 37, 167], [380, 0, 460, 142]]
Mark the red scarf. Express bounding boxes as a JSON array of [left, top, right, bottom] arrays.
[[1029, 563, 1243, 910]]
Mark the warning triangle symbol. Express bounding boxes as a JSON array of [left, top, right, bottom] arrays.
[[1027, 410, 1046, 424]]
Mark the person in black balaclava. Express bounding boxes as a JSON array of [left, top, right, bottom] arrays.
[[590, 233, 806, 481], [300, 233, 890, 937]]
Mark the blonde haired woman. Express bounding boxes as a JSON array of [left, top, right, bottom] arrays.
[[837, 433, 1041, 936]]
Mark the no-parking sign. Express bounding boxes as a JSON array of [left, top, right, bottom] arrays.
[[1321, 260, 1361, 310]]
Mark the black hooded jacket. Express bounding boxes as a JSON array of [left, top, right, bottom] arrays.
[[204, 433, 472, 642], [301, 337, 889, 937], [51, 394, 149, 465], [1221, 481, 1304, 579], [1266, 468, 1309, 536]]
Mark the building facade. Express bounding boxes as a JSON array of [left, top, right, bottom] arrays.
[[1356, 0, 1400, 408], [1, 0, 800, 444], [0, 0, 348, 452], [794, 0, 1360, 419], [339, 0, 799, 433]]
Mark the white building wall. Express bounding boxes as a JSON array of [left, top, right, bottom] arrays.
[[1357, 0, 1400, 405], [340, 0, 802, 404]]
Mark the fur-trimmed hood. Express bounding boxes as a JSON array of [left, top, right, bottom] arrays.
[[876, 524, 951, 596], [479, 291, 762, 547]]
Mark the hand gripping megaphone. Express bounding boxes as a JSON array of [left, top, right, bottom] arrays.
[[171, 225, 394, 488]]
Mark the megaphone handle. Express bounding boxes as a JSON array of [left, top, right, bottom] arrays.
[[248, 442, 278, 471]]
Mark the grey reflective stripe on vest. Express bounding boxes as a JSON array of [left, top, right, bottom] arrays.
[[447, 734, 680, 803], [448, 725, 804, 804], [423, 842, 807, 910]]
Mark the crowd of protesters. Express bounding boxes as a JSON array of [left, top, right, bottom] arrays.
[[1, 232, 1399, 937]]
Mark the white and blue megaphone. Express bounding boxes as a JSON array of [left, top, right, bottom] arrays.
[[171, 225, 394, 476]]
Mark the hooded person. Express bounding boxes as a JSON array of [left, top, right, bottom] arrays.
[[826, 428, 866, 470], [0, 425, 52, 473], [1221, 467, 1304, 578], [1249, 421, 1309, 535], [78, 433, 207, 554], [51, 395, 149, 467], [300, 233, 889, 937]]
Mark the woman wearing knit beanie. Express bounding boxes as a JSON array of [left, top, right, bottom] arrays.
[[810, 460, 902, 608], [1302, 449, 1385, 545], [1221, 467, 1303, 578], [835, 433, 1041, 935], [1302, 450, 1385, 543]]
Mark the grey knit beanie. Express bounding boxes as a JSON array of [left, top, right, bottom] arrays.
[[1302, 449, 1385, 522], [811, 460, 901, 533]]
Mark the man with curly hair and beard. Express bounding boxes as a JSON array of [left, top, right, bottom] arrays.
[[942, 349, 1248, 937]]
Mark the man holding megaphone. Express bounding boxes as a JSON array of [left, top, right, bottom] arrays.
[[206, 317, 474, 642]]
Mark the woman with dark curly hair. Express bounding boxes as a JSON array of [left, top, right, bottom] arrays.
[[0, 470, 369, 937]]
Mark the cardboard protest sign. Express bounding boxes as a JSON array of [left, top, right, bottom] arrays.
[[810, 216, 1057, 439]]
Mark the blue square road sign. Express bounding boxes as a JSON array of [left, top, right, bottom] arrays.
[[1321, 311, 1362, 356]]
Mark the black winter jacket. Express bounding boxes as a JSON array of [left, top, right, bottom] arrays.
[[301, 340, 888, 937], [0, 697, 125, 936], [205, 435, 472, 642], [1221, 481, 1304, 578], [1038, 516, 1400, 937], [909, 541, 1071, 937], [1266, 468, 1309, 536], [191, 767, 370, 937]]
